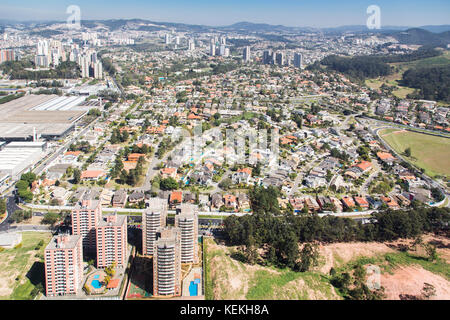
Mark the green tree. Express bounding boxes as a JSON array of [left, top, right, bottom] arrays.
[[296, 243, 319, 272], [42, 212, 60, 226], [0, 198, 6, 214], [73, 168, 81, 184], [404, 147, 411, 157], [160, 177, 178, 191]]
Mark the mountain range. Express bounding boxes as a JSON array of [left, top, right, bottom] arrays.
[[1, 19, 449, 47]]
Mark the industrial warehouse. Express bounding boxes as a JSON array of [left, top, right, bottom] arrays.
[[0, 141, 47, 178], [0, 94, 90, 142]]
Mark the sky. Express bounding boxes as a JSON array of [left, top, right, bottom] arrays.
[[0, 0, 449, 28]]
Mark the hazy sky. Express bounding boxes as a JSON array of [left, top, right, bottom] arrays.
[[0, 0, 449, 28]]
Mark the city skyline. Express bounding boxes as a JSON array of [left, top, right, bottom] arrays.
[[0, 0, 449, 28]]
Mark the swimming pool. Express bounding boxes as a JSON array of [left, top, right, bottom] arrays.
[[93, 275, 100, 279], [91, 280, 102, 289], [189, 281, 198, 296]]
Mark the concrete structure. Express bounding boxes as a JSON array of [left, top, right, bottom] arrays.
[[94, 61, 103, 79], [71, 196, 102, 252], [142, 198, 167, 256], [0, 49, 16, 63], [96, 213, 127, 268], [294, 52, 303, 68], [243, 46, 251, 63], [79, 55, 90, 78], [175, 203, 199, 264], [0, 95, 85, 141], [0, 142, 46, 177], [0, 232, 22, 248], [44, 234, 83, 297], [188, 38, 195, 51], [153, 227, 181, 297]]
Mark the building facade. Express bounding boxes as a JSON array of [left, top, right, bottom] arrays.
[[142, 198, 168, 256], [174, 203, 199, 264], [96, 213, 127, 268], [153, 227, 181, 297], [44, 234, 83, 297], [71, 196, 102, 252]]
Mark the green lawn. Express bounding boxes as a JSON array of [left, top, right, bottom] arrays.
[[0, 232, 52, 300], [380, 129, 450, 178]]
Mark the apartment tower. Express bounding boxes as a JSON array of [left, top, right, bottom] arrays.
[[71, 194, 102, 252], [153, 227, 181, 297], [175, 203, 199, 264], [96, 213, 128, 268], [44, 234, 83, 297], [142, 198, 168, 256]]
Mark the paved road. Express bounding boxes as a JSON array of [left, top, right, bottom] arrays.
[[0, 196, 20, 232], [360, 159, 381, 196]]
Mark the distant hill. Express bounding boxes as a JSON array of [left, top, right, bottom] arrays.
[[1, 18, 450, 40], [391, 28, 450, 47]]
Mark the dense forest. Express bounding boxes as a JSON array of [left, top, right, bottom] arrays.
[[315, 47, 442, 81], [0, 60, 81, 80], [223, 186, 450, 271], [320, 55, 392, 80], [402, 65, 450, 102]]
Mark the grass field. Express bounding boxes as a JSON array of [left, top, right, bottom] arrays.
[[365, 50, 450, 102], [0, 232, 52, 300], [379, 128, 450, 179]]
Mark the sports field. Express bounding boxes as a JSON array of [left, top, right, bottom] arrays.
[[379, 128, 450, 178]]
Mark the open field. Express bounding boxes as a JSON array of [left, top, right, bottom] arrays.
[[204, 238, 340, 300], [365, 50, 450, 102], [204, 234, 450, 300], [0, 232, 52, 300], [379, 128, 450, 178], [392, 50, 450, 70]]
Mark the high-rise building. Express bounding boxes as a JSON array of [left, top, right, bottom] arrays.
[[165, 34, 171, 45], [94, 61, 103, 79], [71, 195, 102, 252], [142, 198, 168, 256], [294, 52, 303, 69], [96, 213, 127, 268], [153, 227, 181, 297], [243, 46, 251, 63], [263, 50, 274, 65], [275, 52, 285, 66], [0, 49, 15, 64], [37, 40, 49, 56], [44, 234, 83, 297], [219, 44, 226, 56], [50, 48, 60, 67], [175, 203, 198, 264], [78, 54, 91, 78], [210, 44, 216, 56], [35, 54, 49, 68], [188, 38, 195, 51]]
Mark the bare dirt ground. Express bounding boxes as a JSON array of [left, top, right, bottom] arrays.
[[318, 242, 395, 274], [208, 241, 280, 300], [208, 234, 450, 300], [381, 265, 450, 300]]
